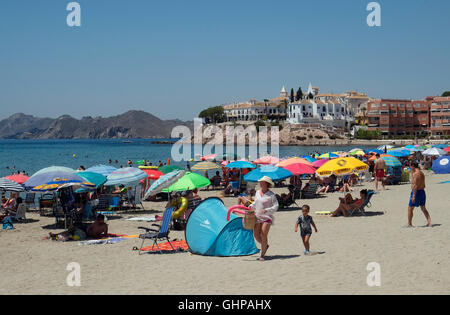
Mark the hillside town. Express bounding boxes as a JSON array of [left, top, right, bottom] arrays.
[[206, 84, 450, 139]]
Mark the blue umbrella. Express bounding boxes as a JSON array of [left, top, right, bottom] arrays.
[[225, 161, 256, 169], [432, 156, 450, 174], [301, 155, 317, 163], [77, 172, 107, 188], [387, 150, 410, 157], [86, 165, 117, 177], [33, 166, 76, 176], [244, 166, 293, 182], [404, 145, 421, 152], [24, 171, 85, 188], [104, 167, 147, 186], [381, 156, 402, 167]]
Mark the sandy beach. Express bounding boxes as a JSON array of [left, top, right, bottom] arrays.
[[1, 171, 449, 295]]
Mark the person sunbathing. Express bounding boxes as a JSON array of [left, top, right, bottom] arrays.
[[330, 189, 368, 217], [87, 214, 108, 239], [238, 189, 256, 207]]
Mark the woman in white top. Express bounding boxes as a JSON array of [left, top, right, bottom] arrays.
[[250, 176, 279, 261]]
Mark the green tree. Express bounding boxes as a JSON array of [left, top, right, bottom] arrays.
[[442, 91, 450, 97], [290, 88, 295, 103], [295, 87, 303, 101], [199, 106, 225, 124]]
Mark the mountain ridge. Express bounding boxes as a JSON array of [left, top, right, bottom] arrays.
[[0, 110, 193, 139]]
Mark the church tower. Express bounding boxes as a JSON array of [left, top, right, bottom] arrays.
[[280, 86, 288, 98]]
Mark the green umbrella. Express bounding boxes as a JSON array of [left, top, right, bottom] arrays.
[[162, 172, 210, 192], [136, 160, 146, 166], [158, 165, 184, 174]]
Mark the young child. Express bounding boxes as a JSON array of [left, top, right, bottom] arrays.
[[294, 205, 318, 255]]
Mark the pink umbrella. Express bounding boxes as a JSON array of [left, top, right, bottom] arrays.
[[253, 156, 280, 165], [281, 163, 316, 176], [312, 159, 330, 168], [202, 154, 217, 161]]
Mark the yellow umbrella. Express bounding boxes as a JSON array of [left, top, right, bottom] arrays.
[[316, 157, 368, 177], [191, 161, 219, 171], [349, 150, 365, 156], [277, 157, 313, 167]]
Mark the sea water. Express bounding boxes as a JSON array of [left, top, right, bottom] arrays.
[[0, 139, 377, 177]]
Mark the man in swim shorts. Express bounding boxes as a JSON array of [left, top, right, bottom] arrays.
[[407, 162, 432, 227], [374, 154, 386, 191]]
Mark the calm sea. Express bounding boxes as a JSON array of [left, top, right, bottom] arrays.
[[0, 139, 378, 177]]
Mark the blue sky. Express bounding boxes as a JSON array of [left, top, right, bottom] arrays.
[[0, 0, 449, 121]]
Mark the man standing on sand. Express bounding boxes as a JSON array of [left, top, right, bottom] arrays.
[[407, 162, 432, 227], [374, 154, 386, 191]]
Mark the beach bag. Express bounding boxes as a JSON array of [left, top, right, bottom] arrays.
[[2, 216, 14, 230], [243, 210, 256, 230]]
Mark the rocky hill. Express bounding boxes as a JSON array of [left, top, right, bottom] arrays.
[[0, 111, 192, 139]]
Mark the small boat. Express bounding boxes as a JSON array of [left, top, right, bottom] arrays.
[[122, 140, 133, 144]]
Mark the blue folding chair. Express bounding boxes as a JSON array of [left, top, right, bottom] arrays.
[[349, 190, 377, 216], [137, 207, 175, 255]]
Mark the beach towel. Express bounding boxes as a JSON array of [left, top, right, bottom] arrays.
[[315, 211, 332, 215], [438, 181, 450, 184], [139, 240, 189, 253], [126, 216, 156, 222], [78, 234, 139, 245]]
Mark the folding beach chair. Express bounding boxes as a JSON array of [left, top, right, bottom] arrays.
[[348, 190, 377, 217], [24, 193, 36, 210], [137, 207, 175, 255], [301, 183, 319, 199], [109, 197, 121, 211], [134, 185, 145, 210]]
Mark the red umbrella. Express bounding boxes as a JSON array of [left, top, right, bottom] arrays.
[[253, 156, 280, 165], [5, 174, 30, 184], [444, 147, 450, 152], [142, 169, 164, 180], [281, 163, 316, 176]]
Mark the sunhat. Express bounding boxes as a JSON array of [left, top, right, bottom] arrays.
[[258, 176, 274, 188]]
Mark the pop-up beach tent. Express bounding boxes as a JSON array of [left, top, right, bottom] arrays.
[[185, 198, 259, 257]]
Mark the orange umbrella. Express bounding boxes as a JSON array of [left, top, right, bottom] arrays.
[[277, 157, 313, 167]]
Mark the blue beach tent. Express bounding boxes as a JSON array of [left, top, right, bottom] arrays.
[[185, 198, 259, 257]]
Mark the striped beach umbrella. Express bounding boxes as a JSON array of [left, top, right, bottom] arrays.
[[319, 152, 339, 159], [0, 178, 25, 192], [32, 178, 96, 192], [24, 171, 85, 188], [105, 167, 148, 186], [85, 165, 118, 177], [144, 170, 186, 198], [422, 148, 447, 156], [381, 156, 402, 168], [191, 161, 220, 171]]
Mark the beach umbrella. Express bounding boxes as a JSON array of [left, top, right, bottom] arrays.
[[312, 159, 329, 168], [403, 145, 421, 152], [104, 167, 148, 186], [422, 147, 447, 156], [141, 169, 164, 180], [381, 156, 402, 168], [377, 145, 394, 151], [158, 165, 184, 174], [416, 145, 428, 151], [433, 144, 449, 149], [349, 150, 365, 156], [277, 158, 313, 167], [201, 154, 217, 161], [279, 163, 316, 176], [85, 165, 117, 177], [162, 172, 211, 192], [225, 161, 256, 169], [301, 156, 317, 163], [0, 178, 25, 192], [444, 147, 450, 152], [243, 166, 293, 182], [386, 150, 409, 158], [349, 148, 365, 153], [32, 178, 96, 192], [432, 156, 450, 174], [24, 171, 85, 188], [136, 160, 146, 166], [4, 174, 29, 184], [144, 170, 186, 198], [32, 166, 76, 176], [253, 156, 281, 165], [191, 161, 220, 171], [319, 153, 339, 159], [77, 172, 107, 188], [316, 157, 368, 177]]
